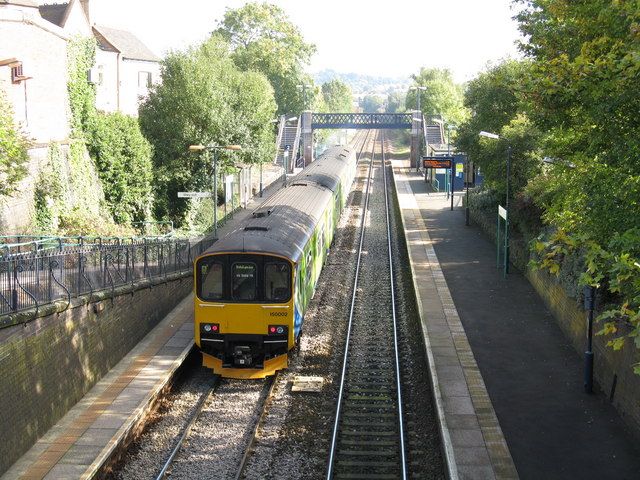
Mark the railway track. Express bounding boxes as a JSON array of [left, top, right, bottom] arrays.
[[150, 376, 276, 480], [155, 378, 220, 480], [327, 131, 408, 480]]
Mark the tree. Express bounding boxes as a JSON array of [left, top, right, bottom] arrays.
[[455, 60, 541, 202], [214, 2, 316, 115], [386, 90, 406, 113], [405, 68, 467, 125], [87, 112, 153, 224], [0, 90, 29, 197], [139, 35, 277, 225], [515, 0, 640, 243], [320, 79, 353, 113], [361, 95, 384, 113]]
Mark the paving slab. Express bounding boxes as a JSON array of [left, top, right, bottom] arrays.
[[392, 162, 518, 479]]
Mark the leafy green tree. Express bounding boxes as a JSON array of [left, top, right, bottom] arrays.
[[0, 90, 29, 197], [515, 0, 640, 243], [87, 112, 153, 224], [456, 59, 540, 201], [361, 95, 384, 113], [139, 35, 277, 225], [214, 2, 316, 115], [320, 79, 353, 113], [386, 91, 406, 113], [405, 68, 467, 125]]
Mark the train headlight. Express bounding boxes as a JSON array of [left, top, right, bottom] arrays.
[[202, 323, 219, 333]]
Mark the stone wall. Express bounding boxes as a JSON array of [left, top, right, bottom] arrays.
[[0, 272, 193, 475], [468, 202, 640, 438]]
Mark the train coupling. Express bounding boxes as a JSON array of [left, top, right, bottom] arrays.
[[233, 346, 253, 367]]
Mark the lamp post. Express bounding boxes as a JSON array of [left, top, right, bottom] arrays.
[[409, 85, 427, 112], [188, 144, 242, 239], [465, 160, 471, 226], [297, 83, 312, 110], [283, 146, 289, 187], [479, 130, 511, 274], [447, 124, 457, 211]]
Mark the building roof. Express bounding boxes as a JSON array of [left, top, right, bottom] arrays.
[[38, 2, 67, 26], [1, 0, 39, 7], [93, 25, 160, 62]]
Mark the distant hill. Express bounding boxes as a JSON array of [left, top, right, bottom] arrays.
[[313, 69, 410, 95]]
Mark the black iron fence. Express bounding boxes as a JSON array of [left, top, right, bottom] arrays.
[[0, 235, 216, 317]]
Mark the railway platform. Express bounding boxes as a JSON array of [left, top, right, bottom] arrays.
[[1, 177, 287, 480], [392, 160, 640, 479]]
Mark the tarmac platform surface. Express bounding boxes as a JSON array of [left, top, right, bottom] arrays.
[[399, 163, 640, 480]]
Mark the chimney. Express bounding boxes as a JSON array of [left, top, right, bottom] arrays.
[[80, 0, 91, 24]]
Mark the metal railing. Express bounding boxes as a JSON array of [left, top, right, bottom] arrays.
[[0, 235, 216, 318]]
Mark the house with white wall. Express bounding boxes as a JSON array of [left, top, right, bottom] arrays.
[[0, 0, 70, 144], [92, 24, 160, 116], [38, 0, 161, 116], [0, 0, 160, 232]]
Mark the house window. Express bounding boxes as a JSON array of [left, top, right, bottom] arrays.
[[138, 71, 152, 88], [11, 63, 23, 84]]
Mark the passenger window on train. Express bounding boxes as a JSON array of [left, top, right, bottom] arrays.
[[232, 262, 257, 300], [265, 263, 290, 302], [200, 262, 223, 300]]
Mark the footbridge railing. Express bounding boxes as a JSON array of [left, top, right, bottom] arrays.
[[311, 113, 413, 130]]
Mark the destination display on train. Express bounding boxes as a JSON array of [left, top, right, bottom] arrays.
[[422, 156, 453, 169]]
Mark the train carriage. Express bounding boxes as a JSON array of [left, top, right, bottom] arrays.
[[194, 146, 357, 378]]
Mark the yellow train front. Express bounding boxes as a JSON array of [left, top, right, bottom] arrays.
[[193, 146, 357, 379], [194, 251, 295, 379]]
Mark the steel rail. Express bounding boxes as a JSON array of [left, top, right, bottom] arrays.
[[235, 373, 279, 480], [326, 129, 377, 479], [381, 130, 408, 479], [155, 377, 220, 480]]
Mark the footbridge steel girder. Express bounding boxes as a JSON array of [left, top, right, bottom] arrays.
[[300, 110, 422, 167], [311, 113, 413, 130]]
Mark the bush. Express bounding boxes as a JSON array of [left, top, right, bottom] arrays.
[[0, 90, 29, 197], [87, 112, 153, 224]]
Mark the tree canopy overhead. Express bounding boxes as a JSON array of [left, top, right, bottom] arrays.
[[214, 2, 317, 115], [319, 79, 353, 113], [139, 35, 276, 225], [405, 68, 467, 126]]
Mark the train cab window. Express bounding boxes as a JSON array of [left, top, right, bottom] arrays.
[[232, 262, 257, 301], [199, 261, 223, 300], [265, 262, 290, 302]]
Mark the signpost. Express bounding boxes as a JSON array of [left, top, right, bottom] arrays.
[[177, 192, 213, 199], [497, 205, 508, 277]]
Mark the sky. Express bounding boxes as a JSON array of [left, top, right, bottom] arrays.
[[90, 0, 524, 83]]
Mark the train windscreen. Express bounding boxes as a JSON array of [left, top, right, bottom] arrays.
[[197, 254, 291, 303]]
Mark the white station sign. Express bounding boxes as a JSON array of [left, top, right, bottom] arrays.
[[177, 192, 213, 198]]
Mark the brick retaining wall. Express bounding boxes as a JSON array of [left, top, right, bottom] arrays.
[[0, 273, 193, 475], [469, 203, 640, 439]]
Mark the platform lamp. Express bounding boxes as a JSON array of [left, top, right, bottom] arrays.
[[188, 144, 242, 240], [409, 85, 427, 112], [478, 130, 511, 273], [297, 83, 312, 110]]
